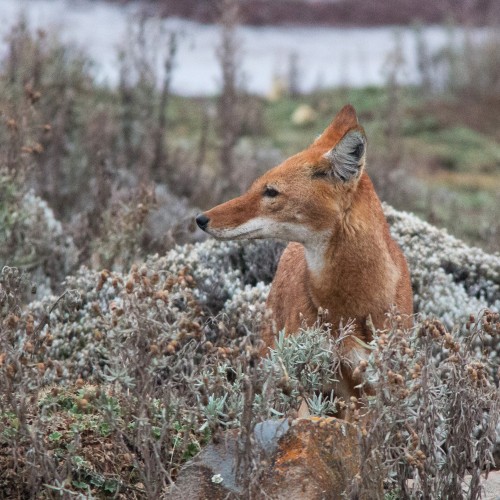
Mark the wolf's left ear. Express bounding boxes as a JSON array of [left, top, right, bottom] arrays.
[[323, 129, 366, 182]]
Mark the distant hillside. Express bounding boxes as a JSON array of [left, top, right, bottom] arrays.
[[109, 0, 499, 26]]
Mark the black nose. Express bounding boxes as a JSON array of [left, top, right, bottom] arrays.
[[196, 213, 210, 230]]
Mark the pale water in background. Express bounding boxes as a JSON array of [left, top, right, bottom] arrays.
[[0, 0, 491, 95]]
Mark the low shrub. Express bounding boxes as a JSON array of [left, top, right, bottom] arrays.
[[0, 205, 499, 497]]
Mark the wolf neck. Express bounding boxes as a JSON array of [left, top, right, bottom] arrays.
[[303, 176, 397, 325]]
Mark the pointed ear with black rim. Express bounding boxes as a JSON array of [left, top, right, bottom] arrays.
[[323, 129, 366, 182], [314, 104, 359, 150]]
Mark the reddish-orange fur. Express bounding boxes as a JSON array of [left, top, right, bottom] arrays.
[[199, 105, 413, 403]]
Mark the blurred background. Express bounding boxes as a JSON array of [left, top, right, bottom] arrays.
[[0, 0, 499, 292]]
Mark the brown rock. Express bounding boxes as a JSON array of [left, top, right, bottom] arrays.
[[167, 462, 238, 500], [256, 417, 365, 499], [166, 417, 369, 499], [166, 430, 240, 499]]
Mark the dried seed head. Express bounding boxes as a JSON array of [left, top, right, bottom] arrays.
[[153, 290, 169, 302], [24, 341, 34, 353], [26, 315, 34, 335], [165, 343, 177, 355], [277, 376, 292, 396], [165, 276, 175, 290], [6, 118, 18, 130], [6, 363, 16, 378], [78, 398, 89, 410], [5, 314, 19, 329]]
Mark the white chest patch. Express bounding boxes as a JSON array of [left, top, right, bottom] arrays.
[[303, 234, 331, 276]]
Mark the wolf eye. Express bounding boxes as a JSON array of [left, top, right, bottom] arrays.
[[263, 186, 279, 198]]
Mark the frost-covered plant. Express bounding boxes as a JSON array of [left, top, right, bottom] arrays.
[[385, 204, 499, 323], [385, 204, 500, 371], [199, 394, 229, 432], [1, 202, 500, 496], [4, 203, 498, 391], [306, 391, 337, 417], [351, 311, 500, 500], [0, 172, 77, 297], [263, 326, 346, 413]]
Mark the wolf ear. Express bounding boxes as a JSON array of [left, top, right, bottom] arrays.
[[323, 129, 366, 182]]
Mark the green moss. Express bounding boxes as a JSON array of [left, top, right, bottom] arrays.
[[412, 126, 500, 173]]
